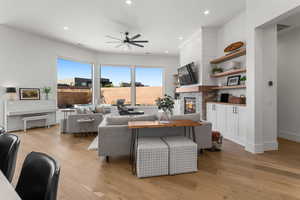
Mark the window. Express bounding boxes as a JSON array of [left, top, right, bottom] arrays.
[[100, 66, 131, 105], [136, 67, 163, 105], [100, 65, 163, 106], [57, 58, 93, 108]]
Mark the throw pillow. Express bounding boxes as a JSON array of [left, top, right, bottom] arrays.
[[171, 113, 201, 122], [133, 114, 157, 122], [106, 115, 133, 125]]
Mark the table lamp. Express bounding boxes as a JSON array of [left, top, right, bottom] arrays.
[[6, 87, 17, 101]]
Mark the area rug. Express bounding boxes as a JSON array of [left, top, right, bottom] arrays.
[[88, 136, 98, 151]]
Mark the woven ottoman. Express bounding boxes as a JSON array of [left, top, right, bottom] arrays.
[[137, 137, 169, 178], [162, 136, 198, 175]]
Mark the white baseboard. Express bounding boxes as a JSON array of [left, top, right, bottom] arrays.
[[245, 141, 278, 154], [278, 130, 300, 143], [264, 141, 278, 151], [245, 143, 264, 154]]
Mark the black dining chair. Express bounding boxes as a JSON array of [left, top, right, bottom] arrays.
[[0, 126, 5, 135], [16, 152, 60, 200], [0, 133, 20, 182]]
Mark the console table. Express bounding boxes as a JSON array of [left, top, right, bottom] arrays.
[[128, 120, 202, 174], [4, 100, 57, 132]]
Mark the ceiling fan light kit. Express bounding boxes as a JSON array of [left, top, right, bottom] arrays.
[[106, 32, 149, 49]]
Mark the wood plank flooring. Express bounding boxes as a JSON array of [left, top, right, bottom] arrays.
[[11, 126, 300, 200]]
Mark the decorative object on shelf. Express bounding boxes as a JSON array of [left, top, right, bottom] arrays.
[[228, 95, 246, 104], [156, 95, 175, 121], [227, 61, 241, 70], [240, 95, 246, 104], [212, 66, 223, 74], [19, 88, 40, 100], [6, 87, 17, 101], [227, 75, 241, 86], [42, 87, 51, 100], [224, 41, 245, 55], [240, 76, 246, 85]]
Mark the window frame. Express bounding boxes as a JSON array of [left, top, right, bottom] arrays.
[[99, 64, 165, 106]]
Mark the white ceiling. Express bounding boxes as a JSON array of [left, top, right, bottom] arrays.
[[0, 0, 245, 56]]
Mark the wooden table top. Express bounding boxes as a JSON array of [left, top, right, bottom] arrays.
[[0, 171, 21, 200], [128, 120, 202, 129]]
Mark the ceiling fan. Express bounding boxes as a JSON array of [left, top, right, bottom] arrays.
[[106, 32, 149, 49]]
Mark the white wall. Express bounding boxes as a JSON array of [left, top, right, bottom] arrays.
[[278, 27, 300, 142], [0, 25, 179, 127], [217, 11, 246, 57], [179, 30, 203, 84]]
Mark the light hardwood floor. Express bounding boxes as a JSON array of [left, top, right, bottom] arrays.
[[11, 126, 300, 200]]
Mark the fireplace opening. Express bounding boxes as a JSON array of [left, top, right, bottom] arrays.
[[184, 97, 196, 114]]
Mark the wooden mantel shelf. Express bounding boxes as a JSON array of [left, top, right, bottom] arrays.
[[211, 85, 246, 90], [210, 49, 246, 64], [176, 86, 217, 93]]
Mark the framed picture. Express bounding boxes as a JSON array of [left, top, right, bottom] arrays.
[[227, 75, 241, 86], [19, 88, 40, 100]]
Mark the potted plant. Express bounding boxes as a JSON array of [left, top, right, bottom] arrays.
[[240, 76, 246, 85], [212, 66, 223, 74], [42, 87, 51, 100], [155, 95, 175, 122]]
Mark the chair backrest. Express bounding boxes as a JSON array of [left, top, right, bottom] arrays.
[[0, 133, 20, 182], [16, 152, 60, 200]]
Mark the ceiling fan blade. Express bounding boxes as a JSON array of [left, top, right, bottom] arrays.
[[128, 42, 144, 48], [106, 35, 122, 41], [131, 40, 149, 43], [130, 34, 141, 40]]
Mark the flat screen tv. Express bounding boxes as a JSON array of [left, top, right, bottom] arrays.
[[178, 63, 197, 85]]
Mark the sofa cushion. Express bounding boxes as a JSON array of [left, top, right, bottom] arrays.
[[106, 115, 132, 125], [133, 114, 157, 122], [171, 113, 201, 122], [105, 114, 157, 125]]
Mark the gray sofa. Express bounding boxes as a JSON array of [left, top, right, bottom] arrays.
[[98, 113, 212, 158], [66, 113, 103, 134]]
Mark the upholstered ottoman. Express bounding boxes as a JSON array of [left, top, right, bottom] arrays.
[[162, 136, 198, 175], [137, 137, 169, 178]]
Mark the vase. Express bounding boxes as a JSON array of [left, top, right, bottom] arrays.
[[158, 110, 171, 122], [45, 93, 49, 100]]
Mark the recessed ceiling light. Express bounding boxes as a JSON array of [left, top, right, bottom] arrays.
[[165, 50, 169, 54], [63, 26, 69, 30], [125, 0, 132, 5], [178, 36, 183, 41], [204, 10, 210, 15]]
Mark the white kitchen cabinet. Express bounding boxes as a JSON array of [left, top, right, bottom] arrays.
[[206, 103, 247, 146]]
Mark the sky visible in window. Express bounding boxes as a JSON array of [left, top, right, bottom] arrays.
[[102, 66, 163, 87], [57, 58, 92, 80], [57, 59, 163, 87]]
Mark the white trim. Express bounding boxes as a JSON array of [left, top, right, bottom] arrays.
[[278, 130, 300, 143], [245, 142, 264, 154]]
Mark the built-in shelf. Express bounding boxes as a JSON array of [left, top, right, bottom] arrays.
[[207, 102, 246, 107], [211, 85, 246, 90], [210, 49, 246, 64], [211, 69, 247, 78]]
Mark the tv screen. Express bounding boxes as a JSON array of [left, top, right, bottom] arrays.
[[178, 63, 197, 85]]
